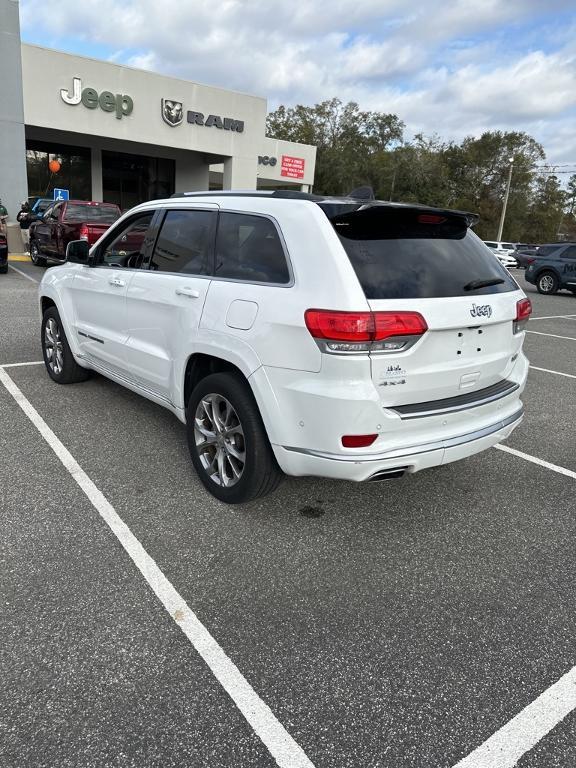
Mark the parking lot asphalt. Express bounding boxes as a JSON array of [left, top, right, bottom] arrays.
[[1, 261, 576, 768]]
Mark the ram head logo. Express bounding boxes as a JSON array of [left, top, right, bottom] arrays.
[[161, 99, 183, 127]]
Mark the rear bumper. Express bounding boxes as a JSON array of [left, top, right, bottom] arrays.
[[273, 407, 523, 481]]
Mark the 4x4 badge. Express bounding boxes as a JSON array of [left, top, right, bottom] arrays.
[[470, 303, 492, 318]]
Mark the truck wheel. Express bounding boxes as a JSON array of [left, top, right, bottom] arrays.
[[536, 271, 559, 295], [186, 372, 283, 504], [41, 307, 90, 384], [30, 240, 47, 267]]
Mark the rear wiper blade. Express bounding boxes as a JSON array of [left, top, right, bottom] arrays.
[[463, 278, 505, 291]]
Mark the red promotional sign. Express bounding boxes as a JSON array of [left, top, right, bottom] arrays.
[[281, 155, 305, 179]]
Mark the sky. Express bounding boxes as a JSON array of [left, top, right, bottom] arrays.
[[18, 0, 576, 171]]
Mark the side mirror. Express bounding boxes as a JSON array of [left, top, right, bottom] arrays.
[[66, 239, 90, 264]]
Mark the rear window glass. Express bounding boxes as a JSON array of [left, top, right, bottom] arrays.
[[64, 204, 120, 224], [325, 205, 517, 299]]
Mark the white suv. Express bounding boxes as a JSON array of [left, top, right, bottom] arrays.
[[39, 191, 531, 503]]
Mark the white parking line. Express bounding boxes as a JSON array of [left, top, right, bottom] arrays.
[[0, 360, 44, 368], [454, 444, 576, 766], [495, 444, 576, 481], [0, 365, 316, 768], [526, 330, 576, 341], [8, 263, 40, 283], [530, 365, 576, 380], [453, 666, 576, 767]]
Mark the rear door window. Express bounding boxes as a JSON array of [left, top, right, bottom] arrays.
[[323, 205, 517, 299], [150, 209, 216, 275], [560, 246, 576, 260], [214, 212, 290, 284]]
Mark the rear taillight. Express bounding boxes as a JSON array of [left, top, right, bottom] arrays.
[[514, 298, 532, 334], [79, 224, 89, 241], [304, 309, 428, 354], [525, 258, 535, 265]]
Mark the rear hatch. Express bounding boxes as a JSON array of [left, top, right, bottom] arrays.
[[322, 203, 525, 408]]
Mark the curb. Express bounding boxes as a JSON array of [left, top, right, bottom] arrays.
[[8, 255, 32, 262]]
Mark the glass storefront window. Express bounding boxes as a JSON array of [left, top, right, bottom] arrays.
[[26, 141, 91, 201], [102, 151, 175, 212]]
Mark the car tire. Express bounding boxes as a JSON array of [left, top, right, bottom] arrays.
[[30, 239, 47, 267], [41, 306, 90, 384], [536, 271, 559, 295], [0, 264, 7, 274], [186, 372, 283, 504]]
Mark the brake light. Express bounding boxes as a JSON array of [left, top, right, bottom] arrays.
[[418, 214, 446, 224], [342, 434, 378, 448], [525, 258, 535, 265], [79, 224, 89, 241], [304, 310, 427, 353], [514, 298, 532, 334]]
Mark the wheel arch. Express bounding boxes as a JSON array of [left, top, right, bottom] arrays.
[[182, 352, 282, 445]]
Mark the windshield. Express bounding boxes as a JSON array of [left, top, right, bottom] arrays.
[[323, 204, 517, 299], [63, 204, 120, 224]]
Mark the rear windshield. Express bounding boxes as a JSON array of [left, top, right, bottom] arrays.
[[324, 205, 517, 299], [64, 204, 120, 224]]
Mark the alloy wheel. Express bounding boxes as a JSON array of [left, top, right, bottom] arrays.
[[44, 317, 64, 375], [194, 393, 246, 487], [30, 242, 39, 264], [539, 275, 554, 293]]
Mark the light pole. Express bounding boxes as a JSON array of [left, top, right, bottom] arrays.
[[496, 156, 514, 241]]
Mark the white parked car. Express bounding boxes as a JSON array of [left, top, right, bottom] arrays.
[[483, 241, 518, 269], [39, 191, 531, 503]]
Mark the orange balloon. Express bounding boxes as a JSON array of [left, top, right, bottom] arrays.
[[48, 159, 61, 173]]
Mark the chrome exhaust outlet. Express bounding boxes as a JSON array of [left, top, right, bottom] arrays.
[[367, 467, 407, 482]]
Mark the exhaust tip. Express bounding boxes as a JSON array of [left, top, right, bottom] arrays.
[[367, 467, 407, 482]]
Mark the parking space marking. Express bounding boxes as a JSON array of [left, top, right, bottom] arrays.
[[0, 365, 316, 768], [530, 365, 576, 380], [8, 263, 39, 283], [453, 665, 576, 767], [526, 330, 576, 341], [0, 360, 44, 368], [495, 444, 576, 481]]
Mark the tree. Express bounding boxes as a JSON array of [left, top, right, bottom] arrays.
[[266, 98, 404, 194]]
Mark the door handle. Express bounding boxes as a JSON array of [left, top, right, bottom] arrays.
[[175, 287, 200, 298], [109, 277, 125, 287]]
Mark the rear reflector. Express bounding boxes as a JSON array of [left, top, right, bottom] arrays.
[[514, 298, 532, 333], [342, 434, 378, 448]]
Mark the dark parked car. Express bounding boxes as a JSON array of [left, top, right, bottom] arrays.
[[0, 232, 7, 273], [31, 197, 55, 220], [29, 200, 121, 266], [515, 244, 540, 269], [524, 243, 576, 294]]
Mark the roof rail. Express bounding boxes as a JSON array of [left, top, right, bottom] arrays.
[[170, 189, 324, 201]]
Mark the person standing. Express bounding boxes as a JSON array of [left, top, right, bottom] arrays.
[[16, 200, 32, 254], [0, 199, 8, 236]]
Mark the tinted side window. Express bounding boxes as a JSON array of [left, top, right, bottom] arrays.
[[151, 209, 215, 275], [100, 213, 154, 268], [560, 246, 576, 260], [538, 246, 560, 258], [215, 212, 290, 284]]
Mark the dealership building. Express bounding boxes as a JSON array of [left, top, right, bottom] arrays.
[[0, 0, 316, 222]]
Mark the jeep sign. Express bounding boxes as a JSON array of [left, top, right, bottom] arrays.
[[61, 77, 133, 119]]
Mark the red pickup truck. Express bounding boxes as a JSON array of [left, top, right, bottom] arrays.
[[29, 200, 121, 267]]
